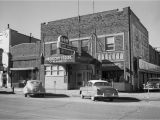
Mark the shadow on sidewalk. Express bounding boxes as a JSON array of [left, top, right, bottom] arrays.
[[0, 91, 15, 94], [31, 93, 69, 98], [100, 97, 141, 102]]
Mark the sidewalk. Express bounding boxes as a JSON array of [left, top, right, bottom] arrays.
[[2, 88, 160, 101]]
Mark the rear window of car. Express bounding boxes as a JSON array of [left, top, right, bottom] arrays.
[[30, 81, 41, 85], [94, 82, 109, 86]]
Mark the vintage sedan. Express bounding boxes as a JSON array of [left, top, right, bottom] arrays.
[[143, 78, 160, 91], [23, 80, 45, 97], [80, 80, 119, 101]]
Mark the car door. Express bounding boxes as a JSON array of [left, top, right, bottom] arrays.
[[87, 82, 93, 97], [80, 82, 88, 96]]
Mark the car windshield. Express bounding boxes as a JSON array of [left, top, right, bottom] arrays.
[[94, 82, 109, 86]]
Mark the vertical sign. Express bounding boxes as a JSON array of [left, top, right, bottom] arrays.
[[0, 29, 10, 67]]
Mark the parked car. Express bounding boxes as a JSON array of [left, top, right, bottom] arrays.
[[143, 78, 160, 91], [23, 80, 45, 97], [80, 80, 119, 101]]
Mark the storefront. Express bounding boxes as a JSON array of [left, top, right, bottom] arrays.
[[138, 59, 160, 90], [43, 35, 100, 90]]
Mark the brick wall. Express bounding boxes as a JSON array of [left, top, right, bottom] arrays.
[[41, 7, 130, 68], [149, 45, 160, 66], [10, 29, 40, 47], [10, 42, 41, 68], [41, 8, 129, 41]]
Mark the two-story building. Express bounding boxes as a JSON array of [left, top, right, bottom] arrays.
[[38, 7, 160, 91]]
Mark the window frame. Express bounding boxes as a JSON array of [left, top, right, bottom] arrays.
[[45, 65, 65, 76], [105, 36, 115, 51]]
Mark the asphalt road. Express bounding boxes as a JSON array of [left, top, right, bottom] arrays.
[[0, 92, 160, 120]]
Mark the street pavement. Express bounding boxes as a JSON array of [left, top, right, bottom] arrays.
[[1, 88, 160, 120]]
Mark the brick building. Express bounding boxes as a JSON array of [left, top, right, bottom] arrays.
[[10, 42, 41, 87], [0, 26, 40, 87], [41, 7, 160, 91]]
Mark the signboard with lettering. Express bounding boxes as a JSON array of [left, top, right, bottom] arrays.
[[45, 54, 75, 64], [97, 51, 124, 62], [57, 35, 77, 55]]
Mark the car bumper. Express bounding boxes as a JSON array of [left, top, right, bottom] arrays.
[[95, 94, 119, 98]]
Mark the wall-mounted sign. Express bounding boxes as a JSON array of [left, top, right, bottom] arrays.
[[45, 55, 75, 63], [57, 35, 77, 55], [97, 51, 124, 61]]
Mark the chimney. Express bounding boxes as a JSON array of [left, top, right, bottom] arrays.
[[30, 33, 32, 43], [7, 24, 10, 28]]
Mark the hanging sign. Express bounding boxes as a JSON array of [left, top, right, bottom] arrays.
[[57, 35, 77, 55]]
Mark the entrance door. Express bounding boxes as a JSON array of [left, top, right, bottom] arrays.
[[76, 72, 83, 88], [76, 71, 92, 89]]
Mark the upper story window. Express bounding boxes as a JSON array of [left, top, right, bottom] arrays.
[[105, 37, 115, 51], [82, 39, 89, 52], [50, 43, 57, 55]]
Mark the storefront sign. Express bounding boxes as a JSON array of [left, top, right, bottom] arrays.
[[45, 55, 75, 63], [97, 51, 124, 61]]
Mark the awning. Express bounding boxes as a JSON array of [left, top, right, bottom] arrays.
[[10, 67, 37, 71]]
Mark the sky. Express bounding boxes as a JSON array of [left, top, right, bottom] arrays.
[[0, 0, 160, 48]]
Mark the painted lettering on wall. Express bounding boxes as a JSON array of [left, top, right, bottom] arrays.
[[97, 51, 124, 61]]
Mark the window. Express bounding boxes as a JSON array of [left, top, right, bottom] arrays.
[[45, 65, 64, 76], [105, 37, 115, 51], [50, 43, 57, 55], [81, 39, 89, 52]]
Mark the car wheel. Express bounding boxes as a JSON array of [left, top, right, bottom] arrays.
[[91, 96, 95, 101], [81, 94, 84, 99], [42, 94, 45, 98], [24, 94, 27, 97], [109, 98, 113, 102], [25, 93, 29, 97]]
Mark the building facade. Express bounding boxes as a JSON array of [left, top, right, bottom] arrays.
[[40, 7, 160, 91], [10, 42, 41, 87], [0, 26, 40, 87]]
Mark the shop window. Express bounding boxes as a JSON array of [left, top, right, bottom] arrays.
[[105, 37, 115, 51], [45, 65, 64, 76]]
